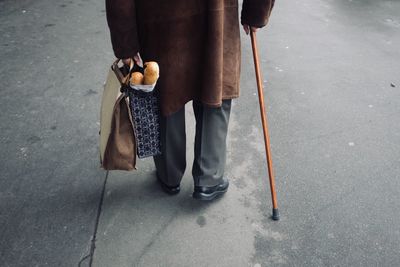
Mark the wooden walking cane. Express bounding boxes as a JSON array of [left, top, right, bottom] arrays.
[[250, 30, 280, 221]]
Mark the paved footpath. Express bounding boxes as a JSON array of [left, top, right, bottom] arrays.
[[1, 0, 400, 266]]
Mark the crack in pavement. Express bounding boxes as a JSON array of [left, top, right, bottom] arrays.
[[133, 209, 180, 267], [78, 170, 109, 267]]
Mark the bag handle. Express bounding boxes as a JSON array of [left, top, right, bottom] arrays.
[[111, 58, 134, 86]]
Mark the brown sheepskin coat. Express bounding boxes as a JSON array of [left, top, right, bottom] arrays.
[[106, 0, 275, 116]]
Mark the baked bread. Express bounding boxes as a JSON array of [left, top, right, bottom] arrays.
[[130, 72, 144, 85], [143, 61, 159, 85]]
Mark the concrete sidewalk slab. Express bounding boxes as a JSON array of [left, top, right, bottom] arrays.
[[0, 0, 112, 265]]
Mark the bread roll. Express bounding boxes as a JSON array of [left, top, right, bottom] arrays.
[[143, 61, 159, 85], [130, 72, 144, 85]]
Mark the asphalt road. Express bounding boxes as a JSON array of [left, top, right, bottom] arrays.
[[1, 0, 399, 266]]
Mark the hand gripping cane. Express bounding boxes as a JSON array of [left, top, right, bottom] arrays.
[[250, 30, 280, 221]]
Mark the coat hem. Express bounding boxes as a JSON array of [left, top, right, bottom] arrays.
[[204, 94, 240, 107], [162, 94, 239, 117]]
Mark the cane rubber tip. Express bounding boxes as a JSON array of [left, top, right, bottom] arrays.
[[272, 208, 280, 221]]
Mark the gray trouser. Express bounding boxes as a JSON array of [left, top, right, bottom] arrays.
[[153, 99, 232, 187]]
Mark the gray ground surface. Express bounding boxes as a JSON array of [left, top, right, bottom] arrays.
[[1, 0, 399, 266]]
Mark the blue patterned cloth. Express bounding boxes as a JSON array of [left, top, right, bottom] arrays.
[[128, 89, 162, 159]]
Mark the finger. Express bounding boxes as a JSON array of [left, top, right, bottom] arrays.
[[134, 53, 143, 67], [243, 25, 249, 35], [122, 58, 131, 66], [251, 26, 258, 32], [133, 55, 139, 65]]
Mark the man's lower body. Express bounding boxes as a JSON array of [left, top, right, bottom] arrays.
[[153, 99, 232, 200]]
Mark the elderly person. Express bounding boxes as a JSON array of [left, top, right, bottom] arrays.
[[106, 0, 274, 200]]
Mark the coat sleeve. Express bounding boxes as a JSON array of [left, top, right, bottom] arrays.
[[241, 0, 275, 28], [106, 0, 140, 59]]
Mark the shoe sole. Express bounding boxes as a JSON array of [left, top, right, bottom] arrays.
[[157, 176, 180, 195], [192, 187, 228, 201], [159, 182, 180, 195]]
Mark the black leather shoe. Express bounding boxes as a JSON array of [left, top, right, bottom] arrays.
[[156, 174, 180, 195], [193, 178, 229, 201]]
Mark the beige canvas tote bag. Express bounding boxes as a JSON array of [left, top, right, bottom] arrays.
[[99, 60, 137, 170]]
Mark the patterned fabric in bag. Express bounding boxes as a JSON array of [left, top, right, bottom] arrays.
[[128, 89, 162, 158]]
